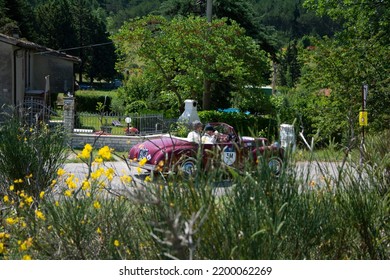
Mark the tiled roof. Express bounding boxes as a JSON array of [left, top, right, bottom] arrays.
[[0, 33, 81, 63]]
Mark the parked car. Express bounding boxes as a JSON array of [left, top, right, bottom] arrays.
[[78, 83, 93, 90], [128, 122, 284, 176]]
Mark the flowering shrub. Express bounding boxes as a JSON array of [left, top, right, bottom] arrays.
[[0, 116, 68, 201], [0, 125, 389, 259]]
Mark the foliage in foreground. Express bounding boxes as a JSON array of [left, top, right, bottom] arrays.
[[0, 145, 390, 259], [0, 113, 68, 201], [0, 129, 389, 260]]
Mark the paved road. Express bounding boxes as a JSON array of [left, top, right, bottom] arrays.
[[63, 160, 146, 193], [63, 160, 351, 193]]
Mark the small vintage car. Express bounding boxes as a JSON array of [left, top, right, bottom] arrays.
[[128, 122, 284, 176]]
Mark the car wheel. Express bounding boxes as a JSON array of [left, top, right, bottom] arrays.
[[179, 159, 197, 176], [268, 157, 283, 176]]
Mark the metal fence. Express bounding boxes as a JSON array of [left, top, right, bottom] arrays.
[[1, 97, 58, 126], [75, 112, 177, 135]]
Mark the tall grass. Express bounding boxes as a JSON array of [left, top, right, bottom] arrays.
[[0, 111, 68, 201], [0, 126, 388, 259]]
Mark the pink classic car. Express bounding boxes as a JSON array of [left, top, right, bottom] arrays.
[[128, 122, 284, 176]]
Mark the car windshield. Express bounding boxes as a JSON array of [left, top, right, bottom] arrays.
[[211, 123, 233, 135]]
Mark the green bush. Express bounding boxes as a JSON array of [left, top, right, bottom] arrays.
[[363, 130, 390, 194], [0, 111, 68, 202], [75, 91, 115, 113], [199, 111, 278, 139]]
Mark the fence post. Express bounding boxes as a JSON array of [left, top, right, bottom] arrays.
[[63, 96, 75, 134]]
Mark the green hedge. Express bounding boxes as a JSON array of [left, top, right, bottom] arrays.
[[72, 91, 278, 140], [198, 111, 278, 140], [75, 90, 118, 113]]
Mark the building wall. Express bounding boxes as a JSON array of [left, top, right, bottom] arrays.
[[15, 49, 27, 105], [0, 43, 14, 104], [33, 54, 75, 94]]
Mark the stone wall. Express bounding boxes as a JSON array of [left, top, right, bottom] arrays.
[[63, 96, 164, 152], [69, 133, 161, 152]]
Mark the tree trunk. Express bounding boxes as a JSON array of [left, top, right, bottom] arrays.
[[202, 79, 212, 110]]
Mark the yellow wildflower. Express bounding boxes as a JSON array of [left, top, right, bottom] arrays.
[[144, 176, 152, 182], [19, 238, 33, 251], [50, 179, 57, 188], [81, 180, 91, 190], [94, 157, 103, 164], [24, 196, 33, 206], [22, 255, 32, 260], [84, 143, 93, 152], [120, 175, 132, 184], [3, 195, 9, 203], [35, 210, 46, 221], [65, 174, 77, 189], [114, 240, 120, 247], [39, 191, 45, 199], [96, 227, 102, 234], [14, 178, 23, 183], [137, 167, 142, 174], [0, 243, 5, 254], [0, 232, 10, 239], [93, 201, 101, 210], [139, 157, 147, 167], [6, 217, 17, 225], [64, 190, 73, 197], [91, 167, 104, 180], [57, 168, 66, 177], [25, 173, 33, 179], [77, 144, 93, 159], [105, 168, 115, 181], [9, 185, 14, 191], [98, 146, 112, 160], [55, 201, 59, 207]]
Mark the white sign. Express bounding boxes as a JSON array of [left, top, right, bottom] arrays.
[[222, 146, 236, 165], [363, 84, 368, 109]]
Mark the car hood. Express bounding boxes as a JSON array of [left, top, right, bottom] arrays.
[[133, 135, 194, 150], [129, 136, 197, 164]]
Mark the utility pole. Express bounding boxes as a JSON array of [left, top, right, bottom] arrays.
[[206, 0, 212, 22], [359, 84, 368, 166], [203, 0, 213, 110]]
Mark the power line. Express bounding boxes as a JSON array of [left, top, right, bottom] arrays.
[[35, 41, 113, 55]]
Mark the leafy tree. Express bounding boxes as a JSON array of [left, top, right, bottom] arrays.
[[0, 0, 36, 39], [293, 0, 390, 143], [105, 0, 163, 33], [113, 15, 270, 113], [253, 0, 341, 44], [33, 0, 117, 83], [34, 0, 77, 50], [252, 0, 341, 93], [159, 0, 278, 57]]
